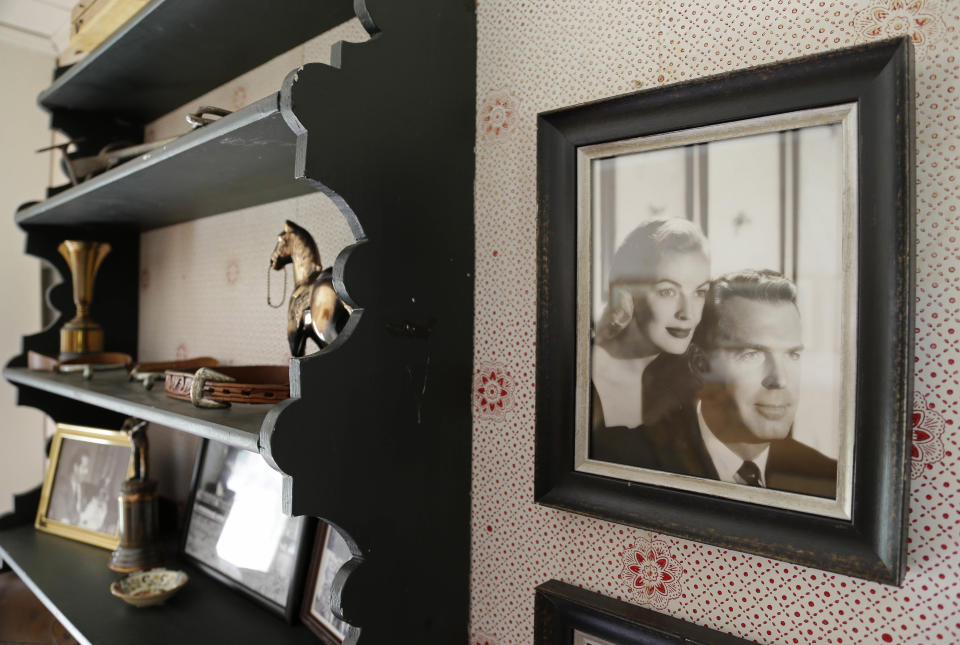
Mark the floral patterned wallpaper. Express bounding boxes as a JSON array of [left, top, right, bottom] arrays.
[[470, 1, 958, 644]]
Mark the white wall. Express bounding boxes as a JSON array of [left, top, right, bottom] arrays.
[[0, 25, 54, 516]]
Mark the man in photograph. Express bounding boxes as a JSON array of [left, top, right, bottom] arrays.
[[620, 269, 837, 498]]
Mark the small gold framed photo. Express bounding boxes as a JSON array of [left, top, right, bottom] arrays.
[[35, 423, 132, 550]]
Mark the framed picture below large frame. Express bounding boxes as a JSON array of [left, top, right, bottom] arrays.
[[535, 38, 914, 584], [536, 580, 755, 645]]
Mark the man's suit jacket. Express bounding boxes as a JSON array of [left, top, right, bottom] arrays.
[[591, 404, 838, 499]]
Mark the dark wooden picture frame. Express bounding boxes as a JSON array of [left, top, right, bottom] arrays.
[[300, 521, 353, 644], [536, 580, 755, 645], [535, 38, 915, 584], [181, 439, 314, 622]]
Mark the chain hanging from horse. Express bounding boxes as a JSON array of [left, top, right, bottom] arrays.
[[266, 261, 287, 308]]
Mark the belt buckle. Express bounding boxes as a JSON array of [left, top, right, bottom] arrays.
[[190, 368, 237, 409]]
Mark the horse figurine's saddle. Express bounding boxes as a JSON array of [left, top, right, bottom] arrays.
[[291, 267, 349, 347]]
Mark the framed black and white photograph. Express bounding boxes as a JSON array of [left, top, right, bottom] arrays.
[[535, 580, 754, 645], [181, 439, 313, 621], [301, 521, 354, 644], [535, 38, 915, 583], [582, 102, 855, 517], [35, 423, 132, 550]]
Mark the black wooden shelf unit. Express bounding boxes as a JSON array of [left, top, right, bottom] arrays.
[[40, 0, 355, 122], [17, 93, 314, 231], [0, 526, 321, 645], [3, 368, 269, 453], [2, 1, 476, 643]]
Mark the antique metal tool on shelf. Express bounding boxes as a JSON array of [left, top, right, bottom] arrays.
[[38, 106, 233, 185], [28, 349, 132, 379], [39, 138, 178, 185], [109, 419, 162, 573], [184, 105, 232, 128]]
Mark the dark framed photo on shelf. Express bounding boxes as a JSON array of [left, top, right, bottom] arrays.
[[300, 521, 354, 643], [535, 580, 754, 645], [181, 439, 313, 621], [35, 423, 133, 550], [534, 37, 915, 584]]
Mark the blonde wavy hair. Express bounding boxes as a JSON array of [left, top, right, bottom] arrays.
[[596, 217, 708, 342]]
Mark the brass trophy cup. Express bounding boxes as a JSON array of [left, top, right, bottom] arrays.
[[58, 240, 111, 358]]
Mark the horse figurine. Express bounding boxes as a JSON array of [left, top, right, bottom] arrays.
[[269, 220, 350, 357]]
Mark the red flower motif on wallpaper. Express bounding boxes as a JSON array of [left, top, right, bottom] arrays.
[[473, 363, 515, 418], [232, 86, 248, 109], [620, 538, 683, 610], [478, 90, 519, 141], [910, 392, 946, 479], [472, 631, 498, 645], [226, 259, 239, 285], [853, 0, 944, 55]]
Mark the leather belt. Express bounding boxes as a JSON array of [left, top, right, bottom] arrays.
[[164, 366, 290, 408]]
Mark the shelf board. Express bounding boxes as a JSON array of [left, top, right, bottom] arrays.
[[16, 93, 313, 231], [0, 526, 319, 645], [4, 367, 274, 453], [40, 0, 356, 122]]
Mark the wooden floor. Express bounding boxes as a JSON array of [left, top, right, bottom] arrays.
[[0, 570, 76, 645]]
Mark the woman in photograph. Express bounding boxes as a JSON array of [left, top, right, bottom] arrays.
[[591, 217, 710, 460]]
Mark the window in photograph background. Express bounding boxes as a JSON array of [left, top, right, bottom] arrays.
[[706, 123, 844, 459], [793, 124, 845, 460], [591, 145, 689, 307], [705, 131, 783, 276]]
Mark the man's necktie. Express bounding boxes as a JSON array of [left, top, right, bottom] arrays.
[[737, 460, 762, 487]]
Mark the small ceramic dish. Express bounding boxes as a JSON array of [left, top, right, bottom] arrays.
[[109, 568, 188, 607]]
